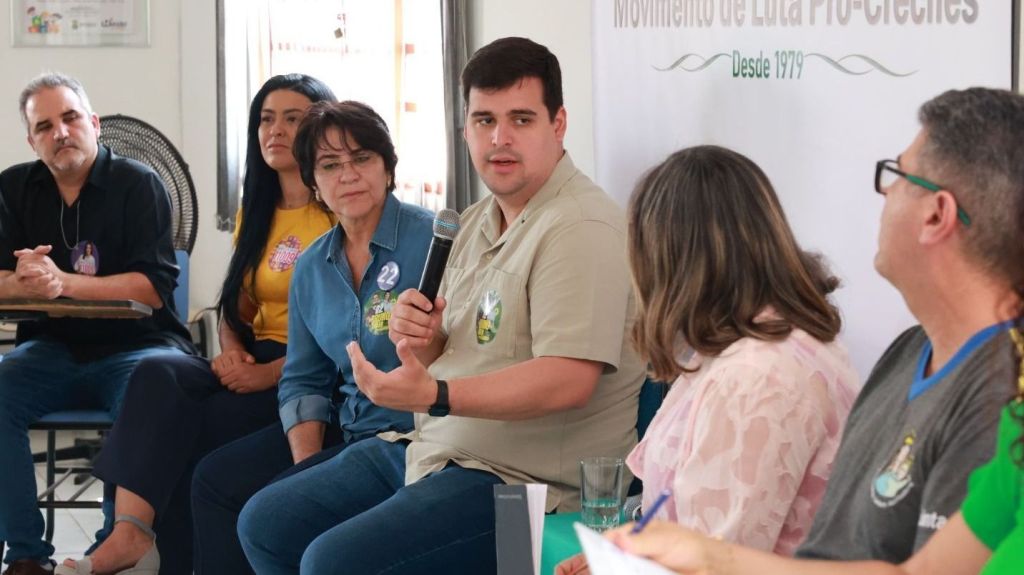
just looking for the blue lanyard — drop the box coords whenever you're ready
[909,319,1018,402]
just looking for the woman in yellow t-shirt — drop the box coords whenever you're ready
[58,75,337,575]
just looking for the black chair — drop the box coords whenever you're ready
[26,115,199,545]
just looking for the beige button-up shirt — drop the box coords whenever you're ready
[393,153,645,512]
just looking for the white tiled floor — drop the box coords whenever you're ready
[28,429,105,564]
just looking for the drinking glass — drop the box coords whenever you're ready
[579,457,624,531]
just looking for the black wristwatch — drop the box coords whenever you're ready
[428,379,450,417]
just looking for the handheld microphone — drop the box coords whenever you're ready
[417,209,461,303]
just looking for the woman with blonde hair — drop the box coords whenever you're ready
[559,145,859,573]
[603,320,1024,575]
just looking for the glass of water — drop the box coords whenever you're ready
[579,456,624,532]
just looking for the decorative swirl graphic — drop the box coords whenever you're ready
[804,53,916,77]
[653,53,732,72]
[653,52,916,78]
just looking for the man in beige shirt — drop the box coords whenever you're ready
[237,37,645,574]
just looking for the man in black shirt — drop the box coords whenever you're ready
[0,73,194,575]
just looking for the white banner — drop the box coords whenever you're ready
[592,0,1014,376]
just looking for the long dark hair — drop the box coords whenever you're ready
[628,146,842,381]
[217,74,336,347]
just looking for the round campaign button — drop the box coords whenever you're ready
[476,289,502,345]
[377,261,400,291]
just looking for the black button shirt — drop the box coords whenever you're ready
[0,145,195,361]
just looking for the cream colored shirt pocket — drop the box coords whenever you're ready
[463,266,523,360]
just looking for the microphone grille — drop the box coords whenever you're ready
[433,209,460,241]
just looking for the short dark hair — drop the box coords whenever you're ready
[293,101,398,193]
[461,37,563,120]
[628,145,842,381]
[918,88,1024,297]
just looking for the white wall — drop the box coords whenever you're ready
[469,1,595,179]
[0,1,225,315]
[178,2,229,315]
[0,2,183,166]
[0,1,1020,315]
[473,1,1023,376]
[470,1,1024,183]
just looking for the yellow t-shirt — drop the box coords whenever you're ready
[234,203,334,343]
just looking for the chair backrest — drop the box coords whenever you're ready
[625,378,667,497]
[98,115,198,255]
[637,378,667,440]
[174,249,189,324]
[98,115,197,324]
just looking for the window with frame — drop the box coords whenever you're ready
[216,0,450,231]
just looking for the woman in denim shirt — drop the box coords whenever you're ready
[188,101,434,575]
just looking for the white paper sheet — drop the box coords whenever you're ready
[527,484,547,575]
[574,522,677,575]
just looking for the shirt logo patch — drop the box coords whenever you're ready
[364,290,394,335]
[71,241,99,276]
[268,235,303,272]
[476,289,502,345]
[871,431,916,508]
[917,509,948,531]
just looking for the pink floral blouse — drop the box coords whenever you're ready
[627,326,860,555]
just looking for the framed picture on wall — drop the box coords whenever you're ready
[11,0,149,47]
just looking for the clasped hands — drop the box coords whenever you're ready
[347,288,447,413]
[211,349,278,394]
[12,245,64,299]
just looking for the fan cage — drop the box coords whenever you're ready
[97,115,198,255]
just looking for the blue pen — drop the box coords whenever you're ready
[630,488,672,534]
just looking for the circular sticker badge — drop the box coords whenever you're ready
[268,235,303,272]
[71,241,99,276]
[476,289,502,345]
[377,261,401,291]
[363,290,395,335]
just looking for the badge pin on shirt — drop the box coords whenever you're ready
[71,240,99,276]
[377,261,400,291]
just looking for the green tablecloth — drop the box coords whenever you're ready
[541,512,583,575]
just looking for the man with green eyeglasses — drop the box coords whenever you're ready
[791,87,1024,563]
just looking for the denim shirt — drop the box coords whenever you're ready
[278,193,434,441]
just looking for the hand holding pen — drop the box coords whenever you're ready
[556,489,674,575]
[605,491,733,575]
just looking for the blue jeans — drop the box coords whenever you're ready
[238,438,504,575]
[0,338,185,565]
[191,421,349,575]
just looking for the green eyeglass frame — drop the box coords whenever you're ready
[875,159,971,227]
